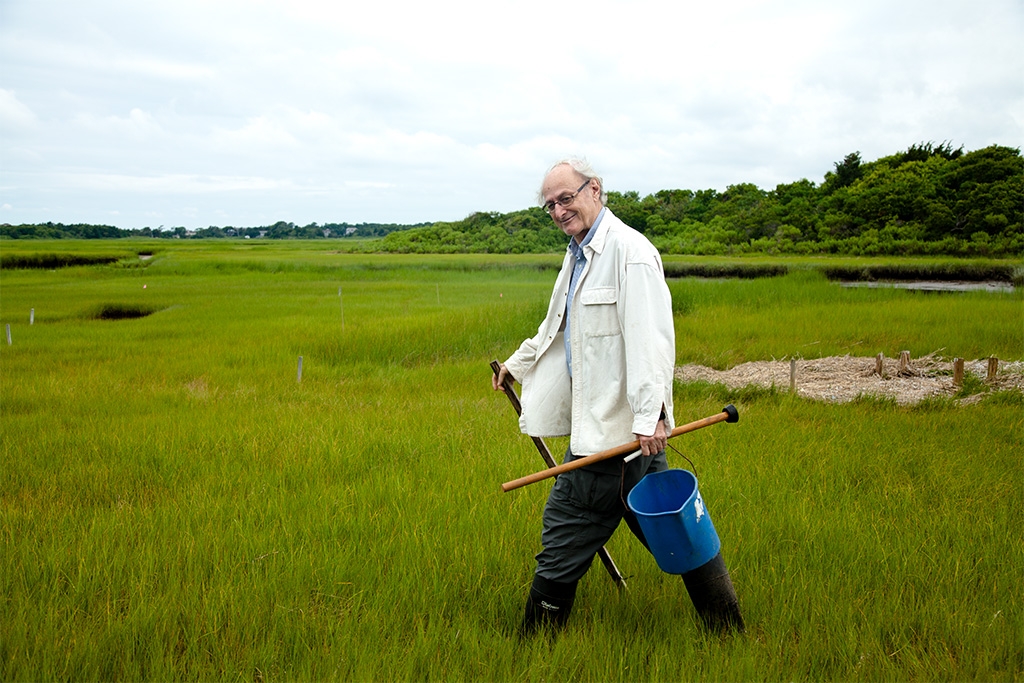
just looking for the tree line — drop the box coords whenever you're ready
[3,143,1020,257]
[378,143,1021,257]
[0,221,426,241]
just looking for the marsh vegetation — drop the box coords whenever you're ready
[1,241,1021,680]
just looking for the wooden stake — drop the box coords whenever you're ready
[953,358,964,387]
[490,360,627,590]
[338,287,345,332]
[5,324,10,345]
[875,352,884,377]
[899,350,910,375]
[987,357,999,382]
[297,356,303,383]
[30,308,35,325]
[790,358,796,393]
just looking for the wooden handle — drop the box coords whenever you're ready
[501,405,738,493]
[490,360,523,415]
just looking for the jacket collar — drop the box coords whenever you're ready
[584,206,612,256]
[567,206,611,257]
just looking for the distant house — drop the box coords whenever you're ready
[345,227,358,236]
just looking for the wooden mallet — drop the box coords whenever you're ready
[502,405,739,492]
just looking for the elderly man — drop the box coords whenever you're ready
[492,157,676,634]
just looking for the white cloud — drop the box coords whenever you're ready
[71,108,163,140]
[47,172,291,194]
[0,89,37,131]
[211,115,301,151]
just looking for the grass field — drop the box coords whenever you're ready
[1,241,1022,681]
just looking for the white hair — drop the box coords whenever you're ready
[538,156,607,205]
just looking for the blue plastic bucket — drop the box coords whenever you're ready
[627,469,721,575]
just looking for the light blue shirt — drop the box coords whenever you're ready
[564,207,605,377]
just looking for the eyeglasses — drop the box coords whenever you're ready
[543,179,591,214]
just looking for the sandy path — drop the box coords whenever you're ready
[675,354,1024,404]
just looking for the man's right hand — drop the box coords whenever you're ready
[492,363,514,391]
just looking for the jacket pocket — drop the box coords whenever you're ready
[518,332,572,437]
[579,286,620,337]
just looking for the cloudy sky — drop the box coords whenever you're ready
[2,0,1022,229]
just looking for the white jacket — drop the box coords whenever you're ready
[504,209,675,456]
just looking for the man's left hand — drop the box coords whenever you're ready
[636,419,668,456]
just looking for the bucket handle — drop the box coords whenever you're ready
[667,440,698,479]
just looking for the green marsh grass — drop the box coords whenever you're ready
[1,242,1021,680]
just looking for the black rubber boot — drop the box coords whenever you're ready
[519,575,578,636]
[680,551,745,632]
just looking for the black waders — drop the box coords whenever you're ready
[520,575,578,636]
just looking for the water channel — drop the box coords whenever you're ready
[839,280,1015,293]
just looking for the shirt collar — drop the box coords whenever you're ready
[569,207,605,258]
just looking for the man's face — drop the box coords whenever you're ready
[541,164,603,242]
